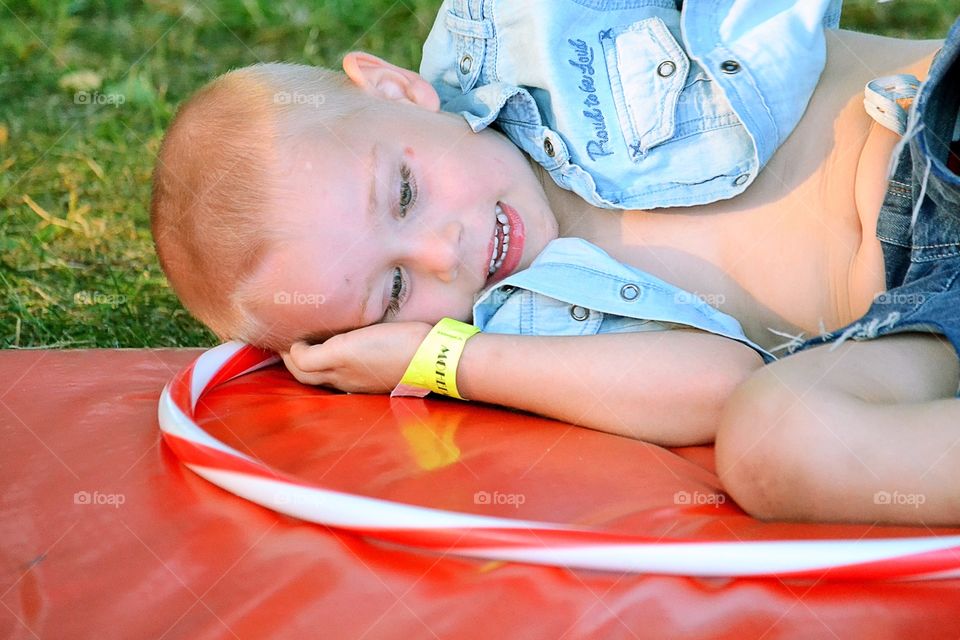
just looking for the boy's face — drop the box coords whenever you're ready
[254,87,560,341]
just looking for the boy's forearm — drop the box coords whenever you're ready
[456,330,763,446]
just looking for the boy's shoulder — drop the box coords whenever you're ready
[421,0,843,210]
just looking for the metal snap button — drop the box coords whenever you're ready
[720,60,741,74]
[733,173,750,186]
[543,137,556,157]
[619,284,640,301]
[569,305,589,321]
[459,54,473,75]
[500,285,515,294]
[656,60,676,78]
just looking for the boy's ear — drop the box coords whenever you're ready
[342,51,440,112]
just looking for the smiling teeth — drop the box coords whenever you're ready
[488,205,512,276]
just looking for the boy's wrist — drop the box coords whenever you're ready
[391,318,480,399]
[449,330,488,402]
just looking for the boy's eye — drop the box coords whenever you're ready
[398,163,417,218]
[400,182,412,210]
[385,267,405,319]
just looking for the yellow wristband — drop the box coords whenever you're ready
[390,318,480,400]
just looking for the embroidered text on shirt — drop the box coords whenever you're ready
[567,38,613,161]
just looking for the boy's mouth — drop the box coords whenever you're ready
[485,201,524,285]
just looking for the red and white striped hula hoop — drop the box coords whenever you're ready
[158,341,960,581]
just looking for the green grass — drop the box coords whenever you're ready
[1,0,958,348]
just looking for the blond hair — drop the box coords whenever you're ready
[150,62,373,351]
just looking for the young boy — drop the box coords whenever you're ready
[150,14,960,526]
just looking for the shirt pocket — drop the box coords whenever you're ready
[599,17,689,157]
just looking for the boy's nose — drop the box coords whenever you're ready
[413,220,463,282]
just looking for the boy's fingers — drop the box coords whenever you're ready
[280,350,299,374]
[280,351,305,378]
[281,349,325,386]
[288,340,323,372]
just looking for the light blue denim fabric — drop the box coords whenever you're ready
[420,0,843,209]
[472,238,777,363]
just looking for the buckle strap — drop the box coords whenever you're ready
[864,74,920,135]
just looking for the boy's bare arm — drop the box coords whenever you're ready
[284,326,763,447]
[456,330,762,446]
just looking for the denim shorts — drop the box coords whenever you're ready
[787,15,960,396]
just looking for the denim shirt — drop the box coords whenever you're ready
[420,0,843,209]
[472,238,777,364]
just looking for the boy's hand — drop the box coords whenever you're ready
[280,322,433,394]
